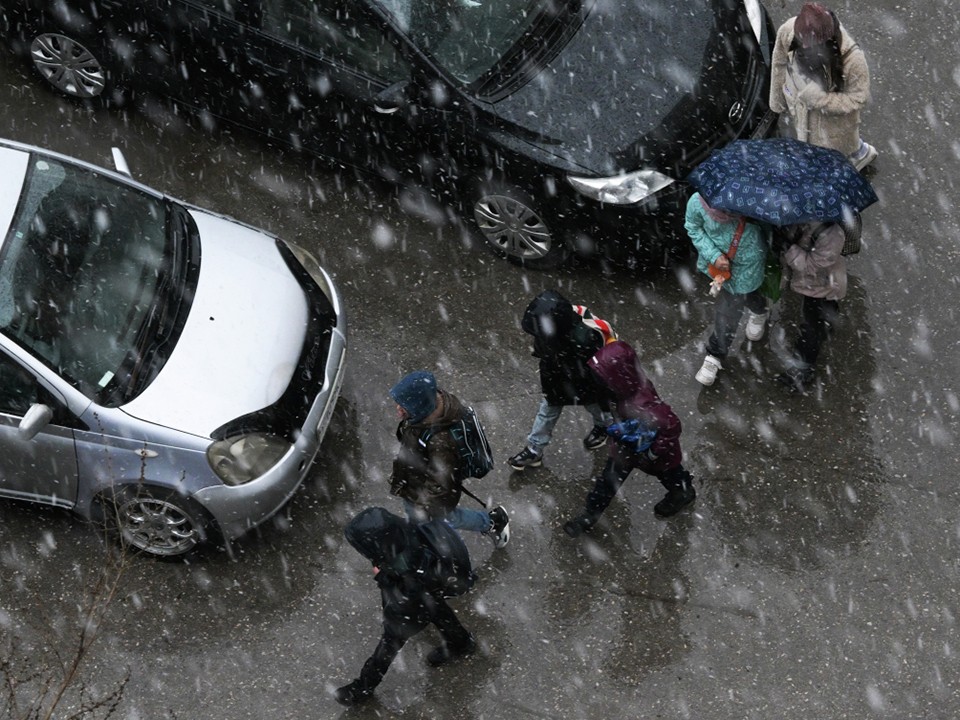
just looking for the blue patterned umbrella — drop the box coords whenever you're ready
[686,137,879,226]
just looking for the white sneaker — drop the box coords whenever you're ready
[695,355,722,386]
[851,142,878,171]
[745,311,769,341]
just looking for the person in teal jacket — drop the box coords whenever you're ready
[685,192,769,386]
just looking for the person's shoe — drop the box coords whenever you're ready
[745,311,769,341]
[486,505,510,549]
[507,447,542,470]
[582,425,608,450]
[851,142,878,171]
[427,635,476,667]
[776,366,815,394]
[563,512,598,538]
[334,680,374,706]
[695,355,722,386]
[654,486,696,517]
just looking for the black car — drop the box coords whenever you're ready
[2,0,776,269]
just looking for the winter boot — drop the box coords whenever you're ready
[563,512,598,538]
[427,634,476,667]
[775,366,815,394]
[654,469,696,517]
[334,680,375,706]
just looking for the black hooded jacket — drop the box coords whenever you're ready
[521,290,608,407]
[345,507,444,632]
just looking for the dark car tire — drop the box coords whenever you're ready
[470,183,570,270]
[101,486,211,559]
[29,31,108,100]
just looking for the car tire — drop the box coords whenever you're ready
[471,184,570,270]
[102,486,210,559]
[29,32,108,100]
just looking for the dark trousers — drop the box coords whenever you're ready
[795,296,839,367]
[706,287,767,360]
[585,458,693,517]
[357,593,471,691]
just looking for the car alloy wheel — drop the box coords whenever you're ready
[112,490,202,558]
[30,33,106,99]
[472,191,567,269]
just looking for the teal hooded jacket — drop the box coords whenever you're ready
[684,193,769,295]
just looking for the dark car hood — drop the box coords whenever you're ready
[481,0,752,176]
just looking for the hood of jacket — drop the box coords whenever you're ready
[344,507,414,566]
[588,341,654,400]
[521,290,577,352]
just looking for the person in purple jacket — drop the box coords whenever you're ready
[564,340,696,537]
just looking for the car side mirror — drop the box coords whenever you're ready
[374,80,413,115]
[19,403,53,441]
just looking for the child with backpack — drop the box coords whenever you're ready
[389,370,510,548]
[507,290,616,470]
[334,507,476,706]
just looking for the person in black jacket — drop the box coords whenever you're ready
[507,290,613,470]
[334,507,476,706]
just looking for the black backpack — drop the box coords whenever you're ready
[422,405,494,483]
[413,520,476,597]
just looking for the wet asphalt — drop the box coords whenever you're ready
[1,0,959,718]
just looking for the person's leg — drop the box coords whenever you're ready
[336,627,411,704]
[526,398,564,453]
[565,457,631,536]
[795,296,838,367]
[706,288,748,360]
[445,506,492,533]
[582,403,613,449]
[654,465,696,517]
[425,594,475,666]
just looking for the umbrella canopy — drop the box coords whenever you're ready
[686,138,879,226]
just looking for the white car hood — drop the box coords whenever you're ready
[122,209,308,438]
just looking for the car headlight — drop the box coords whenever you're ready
[207,433,292,486]
[280,238,341,314]
[567,170,675,205]
[743,0,764,42]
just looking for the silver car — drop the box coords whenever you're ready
[0,138,347,558]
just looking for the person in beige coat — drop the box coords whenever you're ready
[770,2,877,171]
[776,221,847,393]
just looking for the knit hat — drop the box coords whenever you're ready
[794,3,835,47]
[390,371,438,422]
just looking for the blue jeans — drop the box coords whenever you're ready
[404,501,491,533]
[526,397,611,453]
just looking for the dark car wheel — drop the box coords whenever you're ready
[105,487,208,558]
[472,185,570,270]
[30,32,107,99]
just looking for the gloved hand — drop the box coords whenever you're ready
[797,81,827,108]
[605,419,658,453]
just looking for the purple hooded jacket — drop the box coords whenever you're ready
[588,341,683,472]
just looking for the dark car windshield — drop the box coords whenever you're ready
[371,0,547,84]
[0,155,195,406]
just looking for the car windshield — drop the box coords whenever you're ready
[0,155,191,405]
[372,0,547,84]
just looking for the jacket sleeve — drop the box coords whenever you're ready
[784,225,844,273]
[800,45,870,116]
[423,433,461,512]
[684,195,724,265]
[769,20,794,114]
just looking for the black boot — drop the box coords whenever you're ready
[563,512,598,537]
[654,469,695,517]
[334,679,374,706]
[775,366,815,394]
